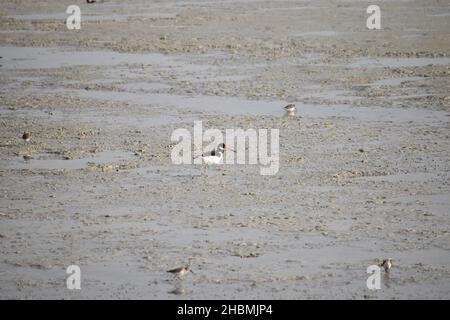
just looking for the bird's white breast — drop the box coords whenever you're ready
[203,154,222,164]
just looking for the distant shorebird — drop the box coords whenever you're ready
[22,132,31,142]
[167,265,194,278]
[380,259,392,273]
[199,143,235,165]
[284,104,296,112]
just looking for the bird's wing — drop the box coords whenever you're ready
[202,150,216,157]
[193,149,216,159]
[167,267,183,273]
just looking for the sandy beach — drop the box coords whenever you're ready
[0,0,449,299]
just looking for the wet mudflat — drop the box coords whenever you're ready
[0,0,449,299]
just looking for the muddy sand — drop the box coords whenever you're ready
[0,0,449,299]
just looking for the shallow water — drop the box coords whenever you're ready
[373,76,427,86]
[9,12,177,22]
[3,45,448,125]
[0,46,175,69]
[1,150,134,170]
[349,57,450,68]
[62,88,450,123]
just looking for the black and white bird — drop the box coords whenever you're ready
[199,143,235,165]
[201,143,225,165]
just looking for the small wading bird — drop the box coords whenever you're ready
[167,265,194,278]
[284,104,296,112]
[22,132,31,142]
[198,143,235,165]
[380,258,392,273]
